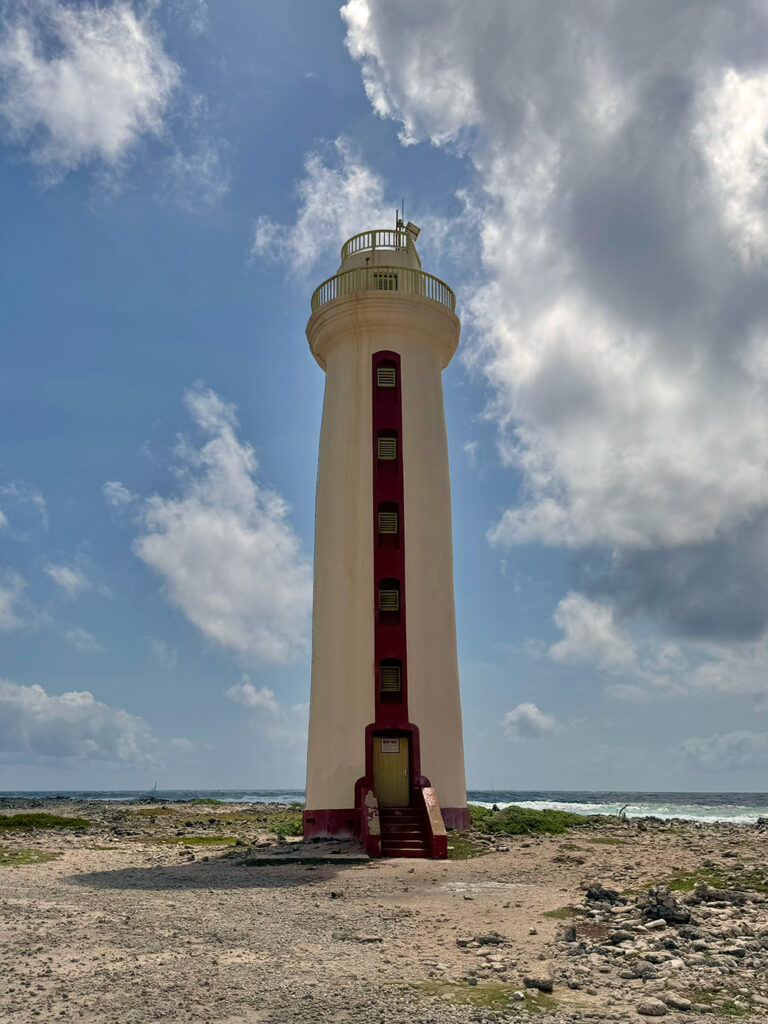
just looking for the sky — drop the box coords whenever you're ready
[2,0,768,793]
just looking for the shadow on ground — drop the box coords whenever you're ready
[64,853,378,891]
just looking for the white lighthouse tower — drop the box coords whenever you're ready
[302,223,469,858]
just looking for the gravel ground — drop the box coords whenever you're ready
[1,799,767,1023]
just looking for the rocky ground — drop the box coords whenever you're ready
[1,799,767,1022]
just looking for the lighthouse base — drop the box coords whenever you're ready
[302,804,470,841]
[302,808,358,840]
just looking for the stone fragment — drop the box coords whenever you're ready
[637,885,691,924]
[523,963,554,993]
[663,993,692,1010]
[586,882,625,905]
[635,996,668,1016]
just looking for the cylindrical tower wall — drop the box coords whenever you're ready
[305,332,374,813]
[305,293,467,821]
[400,341,467,812]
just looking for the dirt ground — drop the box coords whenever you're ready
[1,800,767,1023]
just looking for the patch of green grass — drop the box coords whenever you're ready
[0,847,62,866]
[683,988,753,1018]
[413,981,556,1014]
[543,905,575,919]
[666,868,730,892]
[469,804,604,836]
[586,836,627,846]
[447,834,483,860]
[559,842,583,851]
[127,805,304,838]
[142,835,238,846]
[0,813,90,831]
[271,812,303,839]
[662,864,768,895]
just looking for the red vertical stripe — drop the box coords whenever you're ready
[372,352,409,730]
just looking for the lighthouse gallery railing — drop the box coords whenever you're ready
[311,265,455,314]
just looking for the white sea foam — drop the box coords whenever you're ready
[468,799,762,824]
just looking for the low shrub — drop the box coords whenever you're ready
[0,813,90,831]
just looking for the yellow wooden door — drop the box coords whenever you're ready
[373,735,409,807]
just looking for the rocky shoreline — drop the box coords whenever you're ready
[1,798,767,1022]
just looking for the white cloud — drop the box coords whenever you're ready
[148,637,177,672]
[0,482,47,532]
[226,679,281,716]
[0,568,32,631]
[226,676,308,752]
[64,626,105,653]
[341,6,768,550]
[696,68,768,265]
[0,1,179,179]
[686,637,768,700]
[250,136,394,273]
[168,0,209,37]
[103,480,136,508]
[680,730,768,771]
[158,138,231,211]
[0,679,157,763]
[503,702,558,740]
[341,1,768,708]
[463,441,478,468]
[45,563,90,598]
[549,592,636,672]
[45,560,109,600]
[133,382,312,664]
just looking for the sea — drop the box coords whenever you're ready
[1,789,766,825]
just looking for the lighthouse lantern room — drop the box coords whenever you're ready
[303,222,469,859]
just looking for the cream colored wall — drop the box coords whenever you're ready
[305,293,467,814]
[400,341,468,812]
[305,330,374,810]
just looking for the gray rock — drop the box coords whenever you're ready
[637,885,691,924]
[523,964,554,993]
[635,997,668,1016]
[663,993,692,1011]
[586,883,624,905]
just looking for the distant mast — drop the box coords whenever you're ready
[303,224,469,858]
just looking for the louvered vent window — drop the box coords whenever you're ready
[374,272,397,291]
[378,587,400,612]
[380,664,401,692]
[378,510,398,534]
[377,434,397,461]
[376,365,396,388]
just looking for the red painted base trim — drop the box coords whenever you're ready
[441,806,471,831]
[303,808,359,840]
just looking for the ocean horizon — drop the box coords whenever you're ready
[2,788,766,825]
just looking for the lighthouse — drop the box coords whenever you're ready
[302,223,469,858]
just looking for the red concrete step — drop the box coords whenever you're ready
[379,804,431,858]
[382,846,430,858]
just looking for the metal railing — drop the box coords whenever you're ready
[310,265,455,314]
[341,229,410,262]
